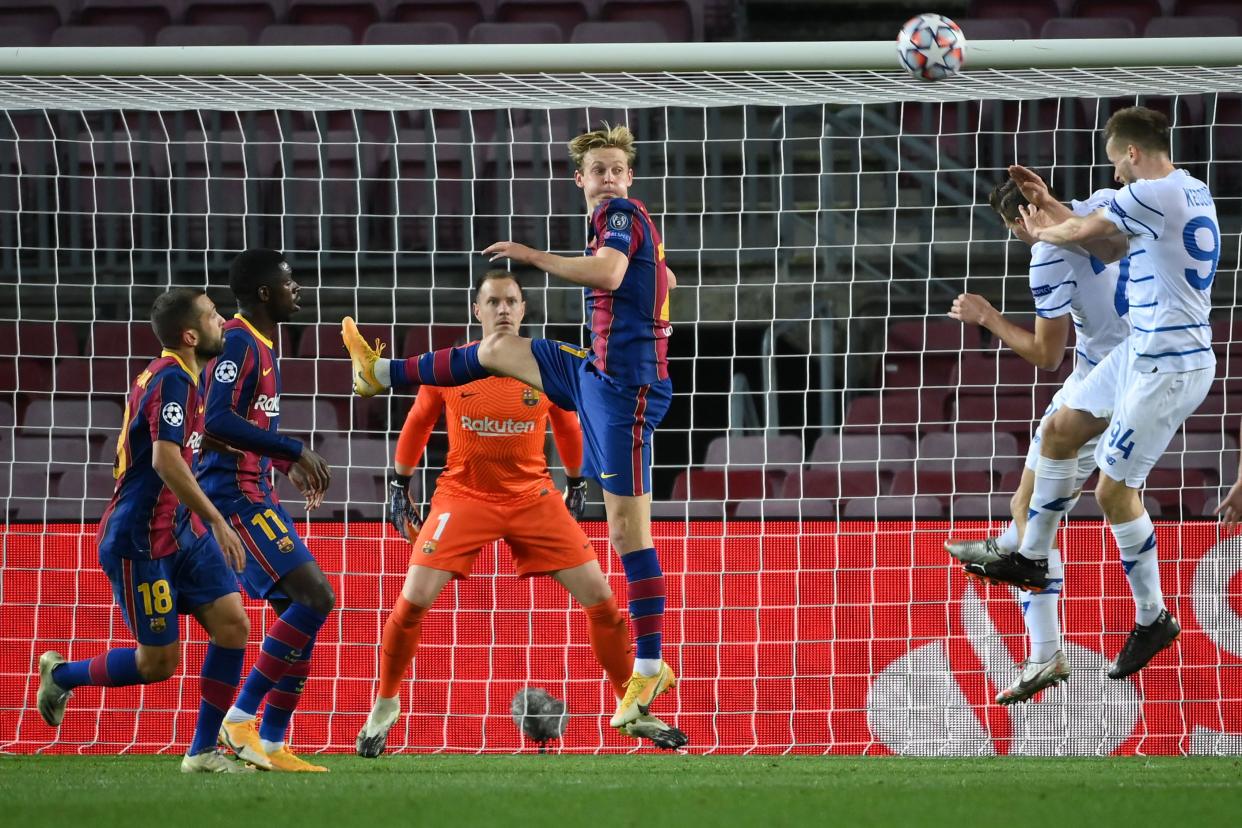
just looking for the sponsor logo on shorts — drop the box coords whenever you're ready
[422,540,437,555]
[277,536,295,553]
[459,415,536,436]
[150,617,167,634]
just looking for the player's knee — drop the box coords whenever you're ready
[304,583,335,617]
[137,646,179,682]
[213,611,250,649]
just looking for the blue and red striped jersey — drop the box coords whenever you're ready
[97,351,207,559]
[584,196,672,385]
[198,315,302,505]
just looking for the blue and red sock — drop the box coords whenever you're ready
[230,603,325,717]
[188,643,245,756]
[52,648,146,690]
[390,343,487,389]
[621,548,665,670]
[258,636,315,746]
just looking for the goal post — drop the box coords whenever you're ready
[1,39,1241,756]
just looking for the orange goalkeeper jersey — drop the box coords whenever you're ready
[395,374,584,504]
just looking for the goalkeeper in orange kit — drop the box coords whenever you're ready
[356,270,686,755]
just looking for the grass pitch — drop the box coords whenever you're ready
[2,754,1240,826]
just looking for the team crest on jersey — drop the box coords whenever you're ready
[609,211,630,231]
[214,360,238,383]
[522,387,540,407]
[277,536,295,553]
[161,402,184,427]
[149,617,167,634]
[422,540,437,555]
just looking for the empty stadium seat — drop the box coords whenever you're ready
[1040,17,1137,39]
[842,389,950,436]
[362,21,461,44]
[808,432,916,474]
[467,22,564,43]
[841,496,943,520]
[917,431,1023,474]
[1071,0,1163,32]
[280,398,341,436]
[950,494,1017,520]
[0,27,49,46]
[497,1,590,40]
[791,468,887,500]
[78,1,173,42]
[155,24,253,45]
[0,321,79,358]
[733,497,834,520]
[702,434,803,474]
[1144,15,1238,37]
[20,398,124,436]
[391,0,491,42]
[967,0,1060,33]
[601,0,697,40]
[1155,432,1238,480]
[0,2,74,45]
[287,0,386,41]
[185,1,284,29]
[890,469,994,505]
[1173,0,1242,32]
[946,17,1033,39]
[670,469,783,504]
[570,21,670,42]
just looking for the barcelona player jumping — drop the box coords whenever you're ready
[343,124,678,730]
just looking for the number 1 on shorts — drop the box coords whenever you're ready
[432,512,451,541]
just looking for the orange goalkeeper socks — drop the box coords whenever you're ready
[378,595,428,699]
[585,595,634,700]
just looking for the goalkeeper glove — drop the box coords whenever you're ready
[564,476,588,519]
[387,474,422,542]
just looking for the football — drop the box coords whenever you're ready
[897,13,967,81]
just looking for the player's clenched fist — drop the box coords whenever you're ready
[564,476,588,519]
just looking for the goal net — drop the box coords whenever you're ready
[2,41,1241,756]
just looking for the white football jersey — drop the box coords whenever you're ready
[1029,189,1129,379]
[1103,168,1218,373]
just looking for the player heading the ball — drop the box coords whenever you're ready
[342,123,679,729]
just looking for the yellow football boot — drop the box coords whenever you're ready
[610,661,677,728]
[266,745,328,772]
[341,316,387,397]
[218,719,274,771]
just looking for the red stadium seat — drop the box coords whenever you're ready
[186,1,284,30]
[362,21,461,44]
[670,469,783,503]
[1071,0,1163,32]
[917,431,1023,474]
[951,494,1017,520]
[793,468,888,499]
[967,0,1060,34]
[497,0,590,40]
[808,432,915,475]
[1143,468,1210,519]
[601,0,698,41]
[890,469,994,505]
[842,388,950,436]
[50,24,149,46]
[287,0,385,41]
[258,24,354,45]
[391,0,491,42]
[402,325,469,356]
[1173,0,1242,32]
[467,21,564,43]
[1144,15,1238,37]
[570,21,670,42]
[77,1,173,42]
[0,2,74,44]
[1040,18,1137,40]
[0,27,48,45]
[88,321,161,359]
[841,495,943,520]
[155,24,253,45]
[947,17,1033,39]
[702,434,803,474]
[0,322,78,359]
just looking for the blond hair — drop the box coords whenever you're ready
[568,123,636,170]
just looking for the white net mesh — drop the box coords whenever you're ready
[2,60,1242,755]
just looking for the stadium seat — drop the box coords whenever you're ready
[362,22,462,44]
[808,432,916,475]
[185,0,285,30]
[1040,18,1137,40]
[841,495,943,520]
[842,388,950,436]
[87,322,160,358]
[1143,15,1238,37]
[0,27,49,46]
[0,322,78,359]
[312,434,392,471]
[649,499,728,520]
[20,398,124,436]
[287,0,387,41]
[792,467,887,500]
[916,431,1023,474]
[601,0,698,41]
[733,497,834,520]
[391,0,491,42]
[280,398,341,437]
[402,325,469,356]
[886,319,983,355]
[1183,393,1230,433]
[1144,468,1210,519]
[702,434,803,474]
[373,129,472,251]
[570,21,670,42]
[1071,0,1163,32]
[155,24,253,45]
[670,469,783,504]
[274,130,389,251]
[890,469,994,505]
[1155,432,1238,481]
[945,17,1033,39]
[258,23,355,45]
[497,0,590,41]
[467,22,564,43]
[950,494,1022,520]
[12,434,97,466]
[0,2,74,45]
[77,1,174,43]
[55,463,117,518]
[967,0,1060,34]
[1173,0,1242,32]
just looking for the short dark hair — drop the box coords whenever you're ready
[150,287,204,349]
[1105,106,1171,156]
[989,176,1058,224]
[229,248,289,304]
[474,269,523,300]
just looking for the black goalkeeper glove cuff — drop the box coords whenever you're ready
[564,476,588,519]
[387,475,421,541]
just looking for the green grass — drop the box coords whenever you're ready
[2,755,1240,826]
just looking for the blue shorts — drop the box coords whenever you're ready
[531,339,673,497]
[220,495,315,601]
[98,530,239,647]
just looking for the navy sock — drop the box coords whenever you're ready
[397,343,487,388]
[621,548,665,662]
[259,636,315,745]
[189,644,245,756]
[233,603,325,716]
[52,648,146,690]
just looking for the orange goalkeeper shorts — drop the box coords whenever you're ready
[407,490,596,579]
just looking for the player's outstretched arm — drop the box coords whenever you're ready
[1019,204,1128,263]
[948,293,1071,371]
[151,440,246,571]
[483,241,628,291]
